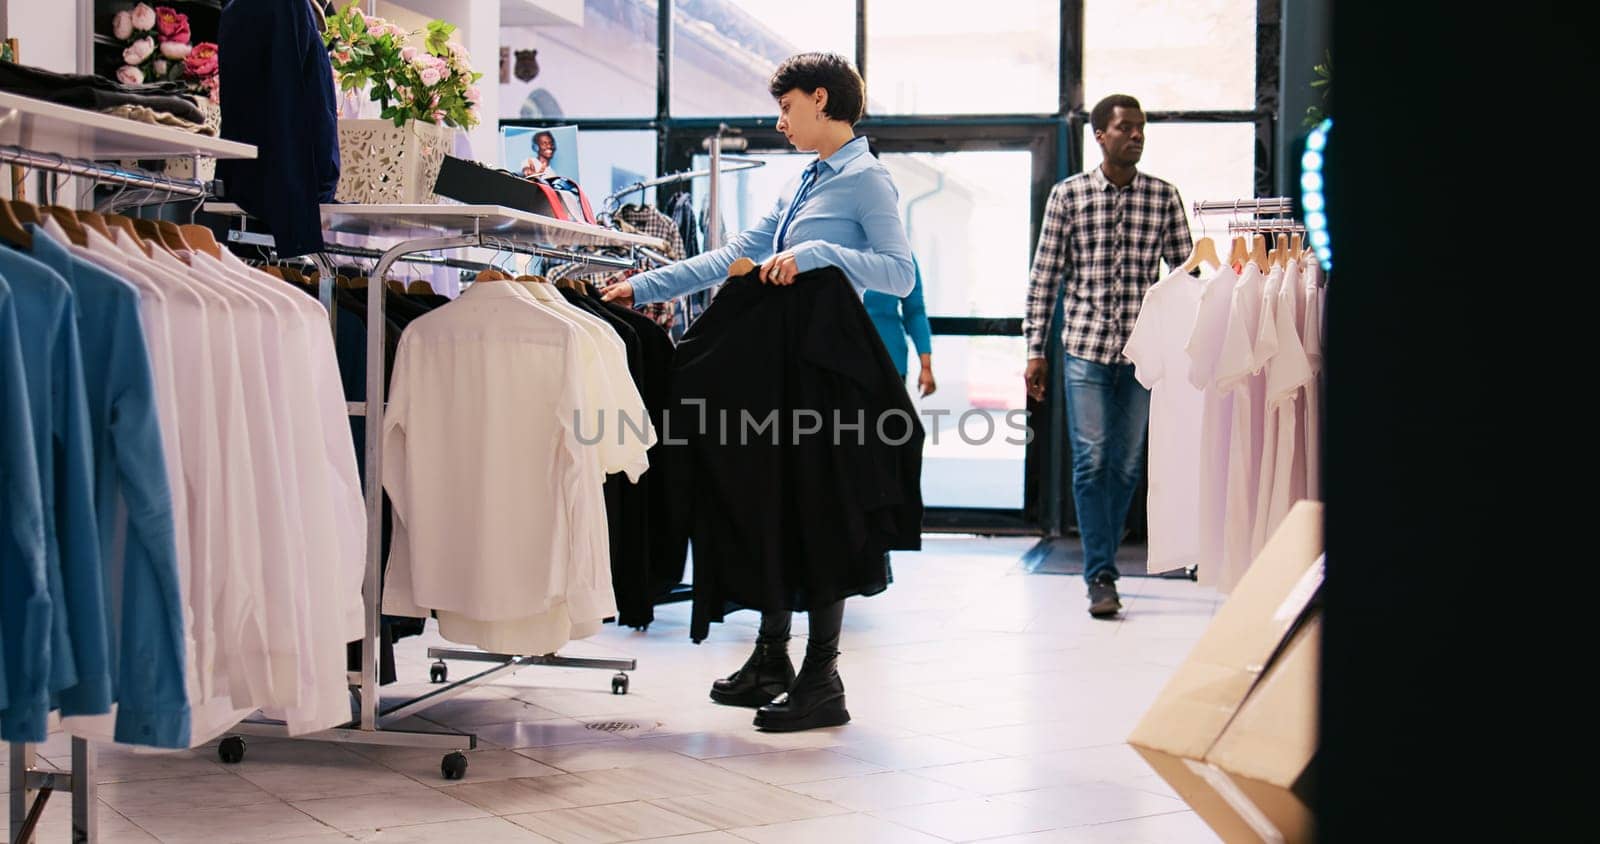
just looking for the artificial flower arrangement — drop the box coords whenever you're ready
[322,1,482,129]
[111,3,219,104]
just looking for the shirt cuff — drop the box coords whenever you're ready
[629,273,666,305]
[791,240,829,273]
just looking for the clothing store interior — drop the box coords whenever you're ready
[0,0,1555,841]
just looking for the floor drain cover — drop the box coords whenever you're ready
[585,721,643,733]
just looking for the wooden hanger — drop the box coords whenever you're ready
[1228,236,1249,269]
[132,219,174,253]
[1180,236,1220,274]
[1249,234,1269,269]
[406,280,436,296]
[179,224,222,259]
[0,198,31,248]
[6,199,40,225]
[75,209,115,241]
[155,220,193,253]
[1273,234,1290,269]
[261,266,287,280]
[44,206,88,247]
[514,274,548,283]
[386,279,405,293]
[728,257,756,277]
[476,268,511,282]
[1290,232,1303,258]
[104,214,146,250]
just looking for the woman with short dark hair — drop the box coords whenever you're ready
[603,52,916,733]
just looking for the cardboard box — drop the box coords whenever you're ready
[1127,501,1323,843]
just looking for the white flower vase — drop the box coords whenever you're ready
[335,118,456,205]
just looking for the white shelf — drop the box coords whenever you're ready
[206,202,667,251]
[0,91,256,161]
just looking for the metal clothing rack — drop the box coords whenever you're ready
[2,91,257,844]
[209,204,666,780]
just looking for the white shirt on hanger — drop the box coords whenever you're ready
[1255,259,1314,553]
[1302,262,1325,500]
[1183,264,1240,589]
[1122,267,1207,574]
[382,280,619,640]
[1213,263,1270,593]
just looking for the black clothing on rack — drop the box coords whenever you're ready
[217,0,339,258]
[667,267,924,642]
[0,61,206,124]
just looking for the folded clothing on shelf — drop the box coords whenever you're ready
[0,60,206,125]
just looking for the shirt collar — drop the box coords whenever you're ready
[816,135,869,175]
[1089,164,1142,192]
[462,279,533,300]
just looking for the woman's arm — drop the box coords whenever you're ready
[787,167,916,297]
[628,204,783,305]
[900,261,933,357]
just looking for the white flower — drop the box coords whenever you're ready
[130,3,156,31]
[112,10,134,40]
[151,59,168,76]
[400,45,418,63]
[116,64,145,85]
[419,67,441,87]
[122,36,156,66]
[159,40,191,60]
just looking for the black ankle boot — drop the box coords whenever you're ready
[753,651,850,732]
[710,641,796,708]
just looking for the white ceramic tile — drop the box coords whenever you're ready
[784,771,975,811]
[351,816,560,842]
[641,834,748,844]
[475,718,631,749]
[871,796,1070,842]
[999,782,1189,828]
[520,741,695,773]
[125,801,341,844]
[16,797,159,843]
[908,756,1095,796]
[378,749,564,785]
[228,743,421,802]
[574,758,766,800]
[725,812,948,844]
[99,772,278,815]
[416,695,566,728]
[978,810,1217,843]
[829,735,1001,770]
[648,783,850,827]
[507,800,713,843]
[706,750,888,786]
[292,782,489,831]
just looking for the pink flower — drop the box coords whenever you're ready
[130,3,156,32]
[159,39,191,60]
[116,64,145,85]
[152,59,169,76]
[429,93,440,109]
[112,11,134,40]
[183,42,218,78]
[384,23,406,39]
[122,36,156,66]
[419,66,441,87]
[155,7,189,41]
[202,75,219,105]
[394,85,412,102]
[432,110,445,124]
[399,46,418,63]
[332,47,352,65]
[465,86,481,105]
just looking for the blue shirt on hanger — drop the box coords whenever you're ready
[28,228,190,748]
[0,272,49,738]
[0,246,110,742]
[630,136,916,304]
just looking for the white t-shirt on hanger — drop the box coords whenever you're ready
[1123,267,1207,574]
[1256,260,1314,553]
[1213,263,1269,593]
[1183,265,1241,589]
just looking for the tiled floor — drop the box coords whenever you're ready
[10,536,1224,843]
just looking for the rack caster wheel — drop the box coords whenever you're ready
[430,660,448,683]
[218,736,246,764]
[441,751,468,780]
[611,673,630,695]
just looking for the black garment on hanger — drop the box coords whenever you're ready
[667,267,924,643]
[218,0,339,258]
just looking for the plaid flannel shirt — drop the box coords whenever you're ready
[1024,167,1193,365]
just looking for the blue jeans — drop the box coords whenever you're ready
[1062,354,1151,584]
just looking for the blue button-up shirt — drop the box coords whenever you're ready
[630,136,916,304]
[0,273,49,734]
[29,228,190,747]
[0,247,109,741]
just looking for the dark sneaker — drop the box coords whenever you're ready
[1087,575,1122,618]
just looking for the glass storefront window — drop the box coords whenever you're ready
[1083,0,1256,112]
[866,0,1058,115]
[498,0,658,119]
[576,130,660,207]
[918,335,1029,509]
[671,0,856,117]
[1082,122,1258,237]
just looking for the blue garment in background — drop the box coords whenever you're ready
[863,258,934,379]
[28,229,190,747]
[0,274,49,735]
[630,136,916,304]
[218,0,339,258]
[0,247,109,741]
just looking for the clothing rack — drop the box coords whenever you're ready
[599,150,764,226]
[2,91,257,844]
[207,204,666,780]
[1194,197,1296,217]
[1228,219,1307,233]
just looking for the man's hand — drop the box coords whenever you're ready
[760,250,802,286]
[599,280,635,308]
[1024,357,1049,402]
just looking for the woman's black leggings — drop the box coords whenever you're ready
[757,600,845,661]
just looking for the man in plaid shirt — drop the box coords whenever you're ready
[1023,94,1192,618]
